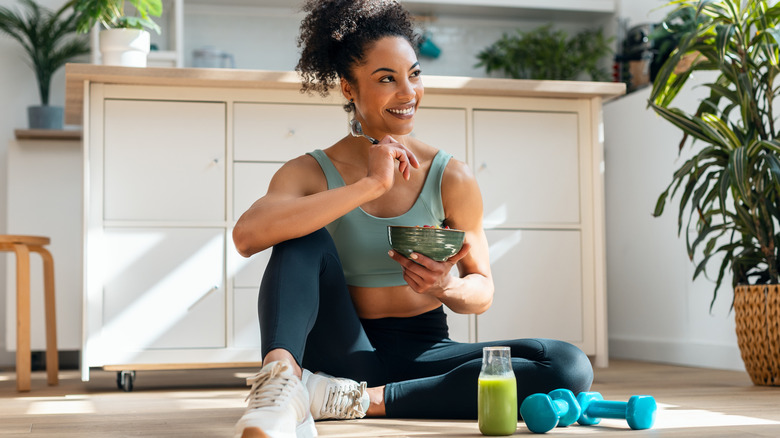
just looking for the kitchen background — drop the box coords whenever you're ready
[2,0,738,372]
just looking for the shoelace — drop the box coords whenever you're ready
[244,362,298,410]
[322,380,367,419]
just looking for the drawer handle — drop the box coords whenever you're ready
[188,285,219,311]
[287,129,296,137]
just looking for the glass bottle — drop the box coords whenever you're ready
[478,346,517,435]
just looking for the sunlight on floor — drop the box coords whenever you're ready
[23,395,96,415]
[319,402,780,436]
[653,402,780,430]
[500,403,780,434]
[163,390,246,411]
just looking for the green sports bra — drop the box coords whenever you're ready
[307,149,452,287]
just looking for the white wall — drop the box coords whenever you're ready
[603,0,744,371]
[0,0,73,367]
[618,0,669,27]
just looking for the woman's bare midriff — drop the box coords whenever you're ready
[349,284,443,319]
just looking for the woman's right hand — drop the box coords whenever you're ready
[366,135,420,192]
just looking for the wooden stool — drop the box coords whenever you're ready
[0,235,58,392]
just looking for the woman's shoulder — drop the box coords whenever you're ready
[269,152,328,195]
[441,153,474,184]
[281,152,322,172]
[408,138,471,182]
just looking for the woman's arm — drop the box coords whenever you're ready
[389,158,494,314]
[233,138,419,257]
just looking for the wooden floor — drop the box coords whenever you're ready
[1,360,780,437]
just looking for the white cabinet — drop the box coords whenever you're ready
[467,100,598,357]
[99,228,226,354]
[83,87,241,375]
[474,110,580,226]
[412,107,468,163]
[72,67,621,379]
[480,229,584,342]
[81,83,359,379]
[103,100,226,222]
[229,102,349,353]
[233,287,263,349]
[234,103,346,161]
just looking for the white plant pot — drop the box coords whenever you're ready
[99,28,150,67]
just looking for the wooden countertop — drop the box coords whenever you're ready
[65,63,626,125]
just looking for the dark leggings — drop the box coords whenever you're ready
[258,228,593,419]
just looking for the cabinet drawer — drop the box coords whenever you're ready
[101,227,226,351]
[474,110,580,226]
[234,103,347,162]
[230,240,273,290]
[233,287,262,349]
[103,99,226,222]
[444,307,471,343]
[233,162,283,221]
[412,107,468,163]
[477,229,583,344]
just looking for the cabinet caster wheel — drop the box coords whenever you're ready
[116,370,136,392]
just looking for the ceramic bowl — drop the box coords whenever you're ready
[387,226,465,261]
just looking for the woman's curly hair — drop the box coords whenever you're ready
[296,0,420,112]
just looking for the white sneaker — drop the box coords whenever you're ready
[234,361,317,438]
[302,369,370,420]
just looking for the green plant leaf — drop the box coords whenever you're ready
[716,23,736,61]
[65,0,162,33]
[729,146,751,203]
[762,27,780,66]
[654,185,672,217]
[764,148,780,178]
[475,23,613,81]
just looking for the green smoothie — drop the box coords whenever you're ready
[478,375,518,435]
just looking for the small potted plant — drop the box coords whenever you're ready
[63,0,163,67]
[475,24,613,81]
[0,0,91,129]
[650,0,780,385]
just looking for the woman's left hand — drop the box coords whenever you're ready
[388,243,472,297]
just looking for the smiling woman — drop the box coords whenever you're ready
[229,1,593,437]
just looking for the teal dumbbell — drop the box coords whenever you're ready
[520,389,582,433]
[576,392,657,430]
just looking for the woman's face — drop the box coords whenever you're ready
[342,36,424,138]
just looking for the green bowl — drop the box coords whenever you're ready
[387,226,465,262]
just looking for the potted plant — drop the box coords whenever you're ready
[650,0,780,385]
[0,0,90,129]
[63,0,163,67]
[475,24,613,81]
[647,5,707,84]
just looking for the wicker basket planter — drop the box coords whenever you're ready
[734,284,780,386]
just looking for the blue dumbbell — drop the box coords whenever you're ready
[576,392,657,430]
[520,388,582,433]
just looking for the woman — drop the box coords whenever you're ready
[232,1,593,437]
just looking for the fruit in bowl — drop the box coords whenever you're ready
[387,225,465,262]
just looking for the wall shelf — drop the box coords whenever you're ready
[402,0,616,17]
[183,0,616,18]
